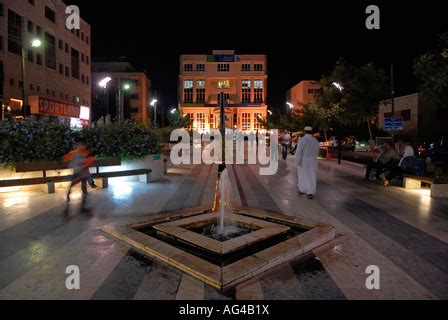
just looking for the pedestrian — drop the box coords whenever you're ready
[281,129,291,160]
[364,142,400,181]
[63,138,96,213]
[383,145,416,186]
[295,126,320,199]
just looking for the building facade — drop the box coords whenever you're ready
[178,50,267,132]
[92,58,151,123]
[286,80,322,112]
[378,93,447,142]
[0,0,91,125]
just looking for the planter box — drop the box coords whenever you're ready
[431,183,448,199]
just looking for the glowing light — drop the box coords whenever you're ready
[80,106,90,120]
[170,108,177,114]
[98,77,112,88]
[10,98,23,107]
[150,99,158,107]
[123,84,131,90]
[31,39,42,48]
[332,82,344,92]
[286,102,294,109]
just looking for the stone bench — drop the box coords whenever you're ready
[0,159,152,193]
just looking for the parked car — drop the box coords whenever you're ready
[355,140,370,152]
[418,136,448,163]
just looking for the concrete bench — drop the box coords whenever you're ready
[0,159,152,193]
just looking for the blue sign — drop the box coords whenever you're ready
[384,117,403,130]
[207,55,240,62]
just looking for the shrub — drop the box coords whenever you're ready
[0,120,159,166]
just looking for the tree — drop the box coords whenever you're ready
[319,60,389,141]
[414,32,448,110]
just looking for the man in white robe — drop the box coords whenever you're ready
[295,126,320,199]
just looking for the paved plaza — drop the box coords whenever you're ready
[0,158,447,300]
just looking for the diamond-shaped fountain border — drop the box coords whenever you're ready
[154,212,290,255]
[101,204,335,292]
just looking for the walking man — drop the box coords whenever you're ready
[295,126,320,199]
[63,139,96,213]
[281,129,291,160]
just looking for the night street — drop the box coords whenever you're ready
[0,0,447,314]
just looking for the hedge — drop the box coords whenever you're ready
[0,120,160,165]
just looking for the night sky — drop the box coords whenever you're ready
[68,0,447,112]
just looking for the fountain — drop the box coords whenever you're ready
[101,93,336,292]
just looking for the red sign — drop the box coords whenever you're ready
[38,97,80,118]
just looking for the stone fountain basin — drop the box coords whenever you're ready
[154,212,290,255]
[101,205,335,292]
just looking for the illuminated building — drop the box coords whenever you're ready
[179,50,267,132]
[0,0,91,124]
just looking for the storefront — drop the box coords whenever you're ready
[28,96,90,127]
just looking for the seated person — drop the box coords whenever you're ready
[364,142,400,181]
[383,146,416,186]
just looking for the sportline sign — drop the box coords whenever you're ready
[29,96,80,118]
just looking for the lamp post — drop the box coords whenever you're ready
[331,81,344,164]
[98,76,112,122]
[119,82,131,122]
[150,98,158,126]
[21,38,42,116]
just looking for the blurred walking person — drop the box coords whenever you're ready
[295,127,320,199]
[281,129,291,160]
[63,138,95,213]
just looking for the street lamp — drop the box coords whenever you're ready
[21,38,42,116]
[332,82,344,92]
[267,110,273,116]
[150,99,158,125]
[98,77,112,89]
[118,82,131,122]
[98,77,112,122]
[170,108,177,114]
[286,102,294,111]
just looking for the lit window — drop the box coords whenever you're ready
[196,80,205,89]
[218,80,230,89]
[184,80,193,89]
[254,80,263,88]
[196,113,206,131]
[183,80,194,102]
[196,80,205,103]
[242,113,251,130]
[242,80,251,103]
